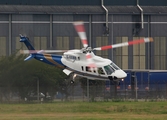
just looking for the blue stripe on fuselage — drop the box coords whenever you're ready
[33,53,65,68]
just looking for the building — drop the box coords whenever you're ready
[0,0,167,70]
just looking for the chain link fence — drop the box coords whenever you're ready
[0,81,167,103]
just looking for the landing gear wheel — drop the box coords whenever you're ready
[71,80,75,84]
[67,72,75,84]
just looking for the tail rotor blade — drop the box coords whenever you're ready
[73,21,88,48]
[93,37,153,51]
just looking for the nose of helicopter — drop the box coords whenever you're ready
[114,70,127,79]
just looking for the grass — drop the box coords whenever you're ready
[0,101,167,120]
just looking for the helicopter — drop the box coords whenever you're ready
[20,21,153,83]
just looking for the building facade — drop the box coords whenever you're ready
[0,0,167,70]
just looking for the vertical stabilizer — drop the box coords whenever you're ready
[20,34,35,50]
[20,34,35,61]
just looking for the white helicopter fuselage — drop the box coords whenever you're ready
[61,49,127,81]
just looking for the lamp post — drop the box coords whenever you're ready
[87,79,89,101]
[37,78,39,102]
[132,75,138,100]
[135,76,138,100]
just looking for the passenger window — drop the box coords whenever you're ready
[81,66,84,71]
[64,55,76,62]
[98,68,105,75]
[86,66,91,72]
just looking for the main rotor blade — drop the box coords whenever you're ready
[86,52,96,68]
[73,21,88,48]
[20,50,68,54]
[93,37,153,51]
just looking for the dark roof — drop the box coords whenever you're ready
[0,0,167,6]
[0,5,167,14]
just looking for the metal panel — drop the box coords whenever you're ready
[0,5,167,14]
[92,15,106,22]
[12,14,33,21]
[0,23,8,36]
[74,37,82,49]
[151,16,167,36]
[33,23,50,36]
[113,15,132,22]
[140,0,167,6]
[123,70,131,88]
[151,24,167,36]
[73,15,89,21]
[34,37,40,50]
[53,23,74,36]
[151,15,167,22]
[12,23,33,37]
[33,14,49,21]
[0,37,7,56]
[55,37,69,50]
[0,15,8,21]
[53,15,73,21]
[41,37,47,50]
[149,72,167,84]
[153,37,167,70]
[15,37,27,50]
[95,36,108,58]
[92,23,105,36]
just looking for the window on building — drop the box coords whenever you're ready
[0,37,6,56]
[74,37,82,49]
[133,37,146,69]
[34,37,47,50]
[56,37,69,50]
[154,37,166,69]
[96,36,109,58]
[115,37,128,69]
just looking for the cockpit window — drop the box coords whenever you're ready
[104,65,115,75]
[110,62,120,70]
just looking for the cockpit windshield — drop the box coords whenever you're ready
[104,65,115,75]
[110,62,120,70]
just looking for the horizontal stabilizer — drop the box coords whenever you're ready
[24,54,35,61]
[63,69,72,75]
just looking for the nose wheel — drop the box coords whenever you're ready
[108,76,118,81]
[108,76,120,86]
[70,80,75,84]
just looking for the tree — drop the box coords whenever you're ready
[0,53,67,101]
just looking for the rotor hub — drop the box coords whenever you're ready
[81,47,92,54]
